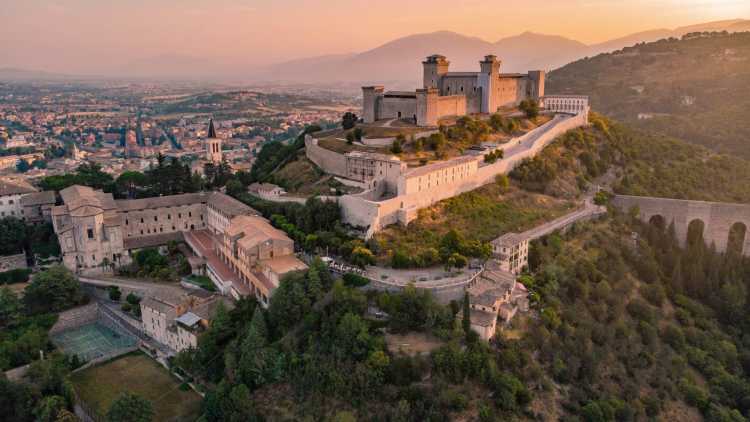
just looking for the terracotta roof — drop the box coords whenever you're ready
[0,178,37,196]
[463,309,496,327]
[123,231,183,250]
[116,192,208,212]
[208,192,258,218]
[491,232,527,247]
[226,215,291,251]
[59,185,117,214]
[21,190,56,206]
[259,255,307,276]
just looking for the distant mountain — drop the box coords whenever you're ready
[546,32,750,159]
[258,19,750,84]
[0,67,80,81]
[258,31,583,83]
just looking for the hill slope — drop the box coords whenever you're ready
[547,32,750,158]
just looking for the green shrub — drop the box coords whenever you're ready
[0,268,32,285]
[108,286,122,301]
[343,273,369,287]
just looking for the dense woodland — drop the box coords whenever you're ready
[511,113,750,203]
[547,32,750,159]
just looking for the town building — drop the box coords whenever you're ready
[0,177,39,218]
[491,232,529,275]
[52,183,307,305]
[20,190,57,222]
[140,289,233,353]
[363,55,545,126]
[248,183,285,200]
[460,268,529,341]
[205,119,223,164]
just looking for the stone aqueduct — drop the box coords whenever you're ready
[612,195,750,255]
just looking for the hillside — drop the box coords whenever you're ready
[546,32,750,159]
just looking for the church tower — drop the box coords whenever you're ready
[205,119,222,164]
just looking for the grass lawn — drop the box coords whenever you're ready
[71,353,202,422]
[375,184,576,263]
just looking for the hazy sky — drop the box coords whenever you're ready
[1,0,748,75]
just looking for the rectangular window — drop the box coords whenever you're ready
[87,228,94,239]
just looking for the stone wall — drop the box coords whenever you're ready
[0,253,27,271]
[612,195,750,255]
[379,96,417,121]
[340,112,589,235]
[436,95,467,119]
[304,136,348,178]
[49,303,99,335]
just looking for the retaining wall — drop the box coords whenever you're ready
[49,303,99,335]
[304,137,348,177]
[343,112,589,234]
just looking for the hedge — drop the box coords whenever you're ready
[0,268,32,285]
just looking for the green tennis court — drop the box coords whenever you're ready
[51,323,137,362]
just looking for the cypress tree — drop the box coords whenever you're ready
[462,292,471,335]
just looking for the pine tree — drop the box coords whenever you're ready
[306,266,323,302]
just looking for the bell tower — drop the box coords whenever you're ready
[206,119,222,164]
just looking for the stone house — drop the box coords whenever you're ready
[140,290,233,353]
[491,232,529,275]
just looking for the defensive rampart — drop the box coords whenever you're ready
[304,137,348,177]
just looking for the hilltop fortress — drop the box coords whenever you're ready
[305,55,589,237]
[363,55,545,126]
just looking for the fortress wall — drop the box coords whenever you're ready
[305,136,348,178]
[497,78,522,107]
[341,112,589,233]
[436,95,467,119]
[612,195,750,255]
[380,97,417,120]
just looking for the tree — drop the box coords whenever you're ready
[106,393,154,422]
[350,246,375,268]
[108,286,122,301]
[16,160,30,173]
[495,174,510,192]
[519,99,540,119]
[342,112,358,130]
[0,286,21,328]
[391,138,403,154]
[462,292,471,335]
[33,395,67,422]
[23,266,83,315]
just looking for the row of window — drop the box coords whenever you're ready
[125,211,199,225]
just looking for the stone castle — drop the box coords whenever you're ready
[362,55,545,126]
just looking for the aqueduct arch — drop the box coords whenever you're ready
[612,195,750,256]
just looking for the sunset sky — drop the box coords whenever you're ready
[2,0,748,75]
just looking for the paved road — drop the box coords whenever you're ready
[523,200,606,241]
[78,275,187,299]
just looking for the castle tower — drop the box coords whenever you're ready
[422,55,450,89]
[527,70,546,100]
[416,88,439,127]
[479,55,501,113]
[362,86,384,124]
[206,119,222,164]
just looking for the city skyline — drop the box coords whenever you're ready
[1,0,748,77]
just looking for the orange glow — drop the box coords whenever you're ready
[0,0,747,75]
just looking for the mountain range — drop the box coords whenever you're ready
[1,19,748,83]
[257,19,750,84]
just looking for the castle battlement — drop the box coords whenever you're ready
[363,55,545,126]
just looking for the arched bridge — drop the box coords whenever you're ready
[612,195,750,255]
